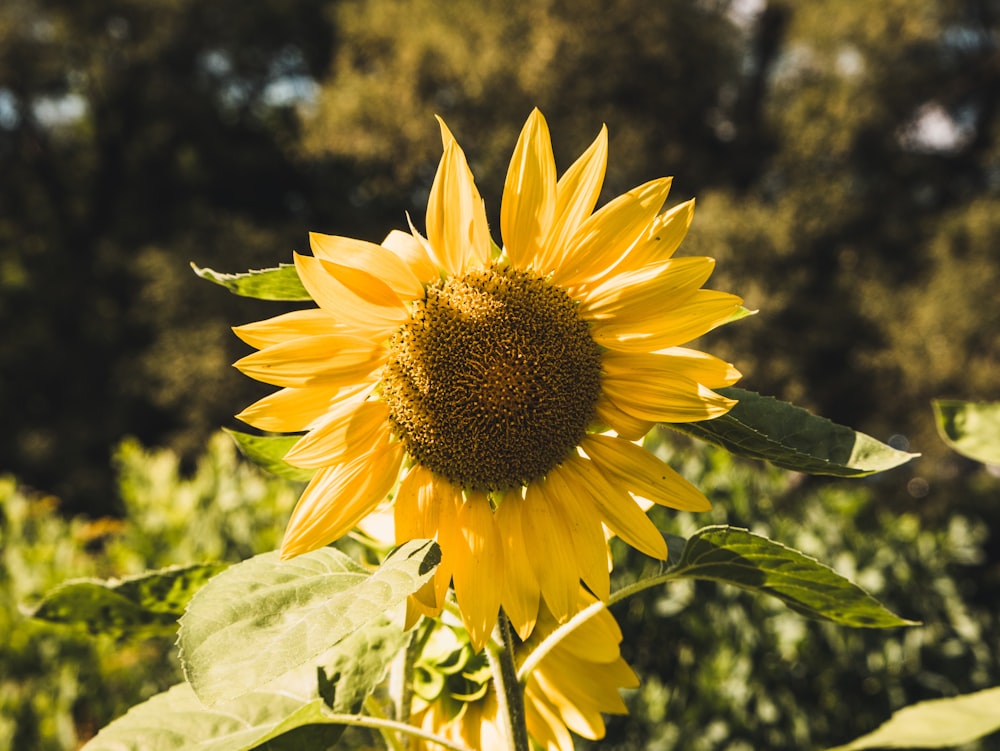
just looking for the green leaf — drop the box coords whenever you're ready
[668,526,917,627]
[191,262,312,301]
[80,662,340,751]
[316,617,410,715]
[84,618,409,751]
[81,616,455,751]
[225,429,315,482]
[825,686,1000,750]
[28,563,228,638]
[179,539,440,705]
[668,388,918,477]
[932,400,1000,465]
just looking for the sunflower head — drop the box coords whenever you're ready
[234,108,744,647]
[382,265,602,491]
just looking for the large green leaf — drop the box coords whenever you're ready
[666,526,916,627]
[668,388,917,477]
[225,429,315,482]
[81,618,409,751]
[179,539,440,705]
[191,262,311,301]
[825,686,1000,750]
[28,563,227,638]
[932,399,1000,466]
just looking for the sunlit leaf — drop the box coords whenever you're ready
[224,428,314,482]
[932,400,1000,466]
[316,617,410,715]
[179,539,440,705]
[667,526,917,627]
[81,616,460,751]
[668,388,917,477]
[28,563,227,638]
[825,686,1000,750]
[191,262,311,301]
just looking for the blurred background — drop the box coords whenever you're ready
[1,0,998,749]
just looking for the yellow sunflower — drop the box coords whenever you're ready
[233,108,743,648]
[410,590,637,751]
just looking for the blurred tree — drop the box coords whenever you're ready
[302,0,745,219]
[687,0,1000,472]
[0,0,338,513]
[302,0,1000,489]
[2,0,998,514]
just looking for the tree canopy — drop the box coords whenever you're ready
[1,0,998,513]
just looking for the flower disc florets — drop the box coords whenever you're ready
[382,265,602,490]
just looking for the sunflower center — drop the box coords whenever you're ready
[382,265,602,490]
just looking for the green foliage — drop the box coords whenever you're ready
[6,422,999,750]
[0,434,298,751]
[933,400,1000,467]
[826,687,1000,751]
[659,526,915,628]
[110,432,301,565]
[669,388,918,477]
[590,431,1000,751]
[178,540,438,705]
[79,675,342,751]
[81,617,415,751]
[28,563,227,638]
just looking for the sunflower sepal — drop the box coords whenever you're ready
[191,261,312,301]
[224,428,315,482]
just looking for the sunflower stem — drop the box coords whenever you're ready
[489,609,530,751]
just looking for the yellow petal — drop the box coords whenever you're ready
[583,433,712,512]
[495,489,540,640]
[592,289,744,352]
[523,479,579,623]
[294,253,408,339]
[501,108,556,270]
[236,380,374,432]
[381,229,438,284]
[530,666,611,739]
[593,396,655,441]
[452,491,503,651]
[546,465,610,602]
[561,455,667,560]
[603,374,736,423]
[616,197,695,272]
[233,308,340,349]
[580,256,716,320]
[309,232,424,300]
[603,348,741,390]
[393,463,440,543]
[535,125,608,276]
[550,592,625,663]
[431,477,463,609]
[524,687,575,751]
[233,334,386,389]
[551,177,672,289]
[280,438,404,558]
[426,121,490,275]
[283,400,390,469]
[399,473,447,618]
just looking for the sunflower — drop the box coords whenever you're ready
[233,108,743,648]
[410,590,638,751]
